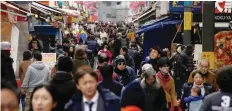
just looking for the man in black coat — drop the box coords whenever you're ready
[51,56,78,111]
[1,41,17,89]
[138,64,167,111]
[98,63,123,97]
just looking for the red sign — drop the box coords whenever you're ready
[215,1,232,13]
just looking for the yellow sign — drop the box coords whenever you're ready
[202,52,215,69]
[41,53,56,69]
[184,12,192,30]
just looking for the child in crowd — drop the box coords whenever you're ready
[184,87,203,111]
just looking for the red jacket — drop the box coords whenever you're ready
[99,50,113,63]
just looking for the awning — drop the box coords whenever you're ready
[54,8,80,16]
[132,7,156,23]
[1,1,29,17]
[140,16,169,29]
[136,18,182,34]
[32,2,62,14]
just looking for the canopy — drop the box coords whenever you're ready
[136,18,182,34]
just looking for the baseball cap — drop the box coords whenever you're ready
[1,41,14,51]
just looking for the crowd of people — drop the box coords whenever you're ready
[1,21,232,111]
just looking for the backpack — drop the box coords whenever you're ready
[121,37,128,48]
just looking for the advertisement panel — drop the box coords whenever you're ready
[169,1,202,13]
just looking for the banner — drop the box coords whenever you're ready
[184,12,192,30]
[41,53,56,69]
[214,31,232,68]
[169,1,202,13]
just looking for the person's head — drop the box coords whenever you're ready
[1,41,12,58]
[100,63,114,79]
[121,81,145,110]
[142,64,156,85]
[74,66,98,100]
[191,86,201,97]
[158,57,170,75]
[33,51,42,61]
[30,83,58,111]
[176,44,184,54]
[1,81,20,111]
[75,48,87,59]
[199,59,210,74]
[57,56,73,72]
[23,50,32,60]
[162,48,171,57]
[115,55,126,71]
[130,43,137,49]
[120,47,128,56]
[217,66,232,92]
[185,45,193,55]
[192,71,203,85]
[101,42,109,51]
[149,46,161,59]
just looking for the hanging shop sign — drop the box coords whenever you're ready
[214,1,232,22]
[215,1,232,14]
[215,14,232,22]
[169,1,202,13]
[184,12,192,30]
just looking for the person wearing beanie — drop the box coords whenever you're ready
[114,55,136,86]
[51,56,77,111]
[137,64,167,111]
[156,57,179,111]
[138,45,161,77]
[98,63,123,97]
[199,66,232,111]
[121,80,145,111]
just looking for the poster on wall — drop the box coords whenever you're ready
[41,53,56,69]
[214,31,232,68]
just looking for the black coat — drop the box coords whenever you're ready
[139,78,167,111]
[98,79,123,97]
[1,56,17,89]
[51,71,78,111]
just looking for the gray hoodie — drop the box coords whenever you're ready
[21,61,50,89]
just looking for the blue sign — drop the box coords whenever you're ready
[169,1,202,13]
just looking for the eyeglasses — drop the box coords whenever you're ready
[118,62,125,66]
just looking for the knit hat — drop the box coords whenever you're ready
[57,56,73,72]
[121,81,145,110]
[141,64,156,78]
[115,55,126,66]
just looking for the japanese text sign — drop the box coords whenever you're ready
[169,1,202,13]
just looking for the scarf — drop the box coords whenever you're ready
[157,71,171,86]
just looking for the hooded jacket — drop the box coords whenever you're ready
[51,71,78,111]
[114,55,136,86]
[139,66,167,111]
[21,61,50,89]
